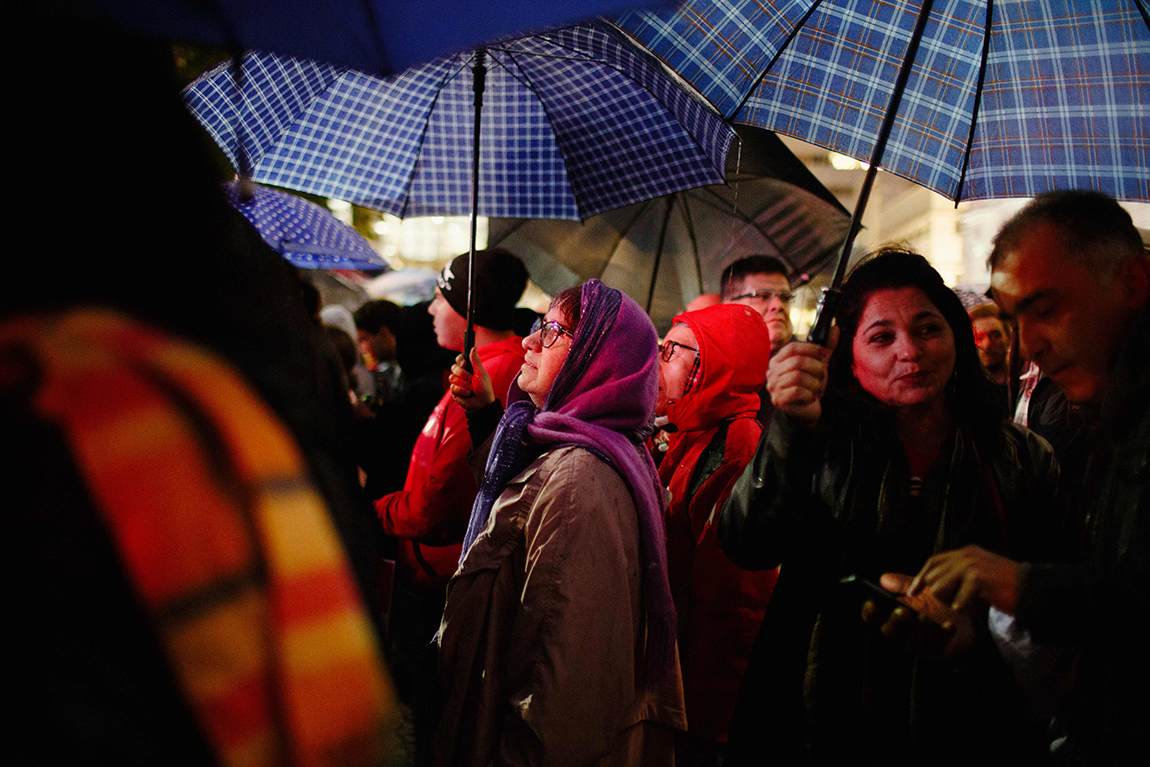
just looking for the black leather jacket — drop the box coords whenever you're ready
[719,407,1060,765]
[722,409,1061,573]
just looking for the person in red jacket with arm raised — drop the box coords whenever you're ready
[373,248,528,765]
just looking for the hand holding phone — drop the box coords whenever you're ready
[840,574,913,622]
[843,573,973,661]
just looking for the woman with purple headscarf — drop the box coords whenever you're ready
[438,279,686,766]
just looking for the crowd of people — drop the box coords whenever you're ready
[327,190,1146,767]
[9,8,1150,767]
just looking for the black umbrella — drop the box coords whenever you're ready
[489,127,850,333]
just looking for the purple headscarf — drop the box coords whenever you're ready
[461,279,675,681]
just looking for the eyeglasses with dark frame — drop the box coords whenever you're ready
[728,288,795,305]
[659,339,698,363]
[529,318,575,348]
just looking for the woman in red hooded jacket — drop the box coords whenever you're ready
[655,303,779,764]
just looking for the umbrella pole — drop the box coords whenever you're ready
[464,48,487,371]
[646,196,675,313]
[227,48,256,203]
[806,0,936,346]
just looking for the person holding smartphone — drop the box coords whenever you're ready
[719,248,1061,765]
[888,191,1150,766]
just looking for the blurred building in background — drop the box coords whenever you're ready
[780,135,1150,286]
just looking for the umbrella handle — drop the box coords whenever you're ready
[463,327,476,372]
[463,48,488,374]
[806,287,840,347]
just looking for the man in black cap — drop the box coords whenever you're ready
[373,248,528,761]
[374,249,529,579]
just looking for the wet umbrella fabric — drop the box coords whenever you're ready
[57,0,674,77]
[488,174,851,333]
[616,0,1150,204]
[183,24,734,222]
[223,182,387,271]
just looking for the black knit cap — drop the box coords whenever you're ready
[437,248,529,331]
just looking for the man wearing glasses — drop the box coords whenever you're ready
[719,255,795,355]
[719,256,795,420]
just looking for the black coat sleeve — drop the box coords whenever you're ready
[719,411,839,571]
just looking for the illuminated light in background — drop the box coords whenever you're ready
[326,197,353,225]
[829,152,869,171]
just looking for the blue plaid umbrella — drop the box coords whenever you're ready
[224,181,387,271]
[186,23,731,359]
[183,24,733,222]
[617,0,1150,204]
[616,0,1150,340]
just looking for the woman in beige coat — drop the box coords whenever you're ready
[439,280,685,766]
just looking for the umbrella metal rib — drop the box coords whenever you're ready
[487,35,725,224]
[646,197,676,311]
[727,0,827,121]
[690,184,790,259]
[678,194,704,294]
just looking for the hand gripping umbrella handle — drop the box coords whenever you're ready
[806,288,841,346]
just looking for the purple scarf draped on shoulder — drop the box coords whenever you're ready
[460,279,675,682]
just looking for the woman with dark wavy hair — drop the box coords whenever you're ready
[826,249,1006,443]
[720,248,1060,765]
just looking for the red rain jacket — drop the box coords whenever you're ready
[658,303,778,744]
[375,336,525,596]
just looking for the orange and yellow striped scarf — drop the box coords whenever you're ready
[1,309,394,767]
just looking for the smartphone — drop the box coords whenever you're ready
[839,574,914,622]
[840,574,956,627]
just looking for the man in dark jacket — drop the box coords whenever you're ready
[896,190,1150,765]
[970,302,1012,416]
[354,298,404,404]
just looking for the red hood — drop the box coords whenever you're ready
[665,303,771,432]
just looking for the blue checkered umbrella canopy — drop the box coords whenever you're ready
[224,181,387,271]
[616,0,1150,204]
[184,24,733,221]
